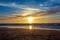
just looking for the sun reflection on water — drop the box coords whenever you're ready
[29,25,33,29]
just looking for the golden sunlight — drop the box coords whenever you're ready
[28,17,33,24]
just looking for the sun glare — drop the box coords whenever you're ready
[29,25,32,29]
[28,17,33,24]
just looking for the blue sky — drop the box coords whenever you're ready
[0,0,60,19]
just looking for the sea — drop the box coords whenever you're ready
[0,23,60,30]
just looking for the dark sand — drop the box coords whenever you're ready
[0,28,60,40]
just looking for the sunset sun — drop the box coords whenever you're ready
[28,17,33,24]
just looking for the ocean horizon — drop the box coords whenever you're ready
[0,23,60,30]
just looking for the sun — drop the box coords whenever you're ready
[28,17,33,24]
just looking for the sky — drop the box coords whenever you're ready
[0,0,60,23]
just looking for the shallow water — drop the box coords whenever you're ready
[0,23,60,30]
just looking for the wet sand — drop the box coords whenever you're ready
[0,28,60,40]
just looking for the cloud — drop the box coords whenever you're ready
[4,6,60,20]
[0,3,41,19]
[0,3,40,11]
[23,6,60,19]
[0,4,60,23]
[42,0,60,7]
[0,2,60,19]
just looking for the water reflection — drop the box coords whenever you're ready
[0,24,60,30]
[29,25,33,29]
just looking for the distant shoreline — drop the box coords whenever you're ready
[0,23,60,26]
[0,23,60,25]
